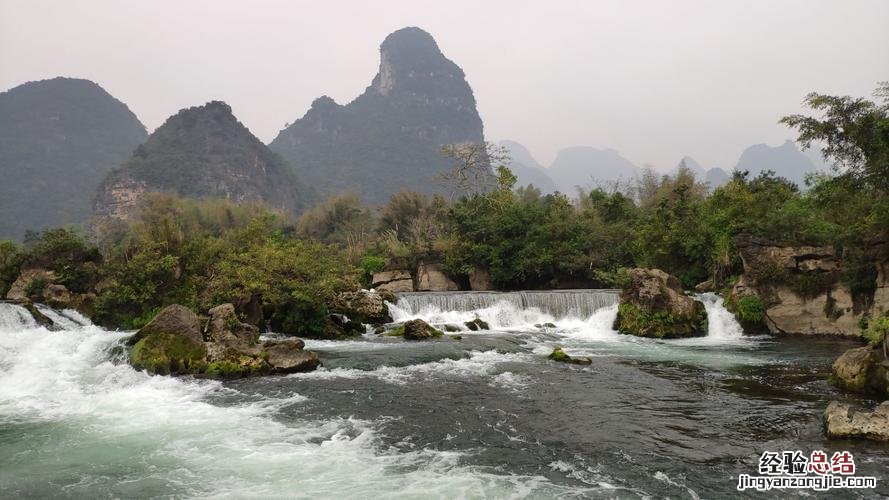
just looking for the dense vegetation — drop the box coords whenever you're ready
[0,84,886,343]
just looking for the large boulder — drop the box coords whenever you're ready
[829,345,889,398]
[416,262,459,291]
[330,289,392,324]
[129,305,208,375]
[824,401,889,441]
[129,304,320,378]
[371,270,414,292]
[386,319,443,340]
[614,268,707,338]
[263,340,320,374]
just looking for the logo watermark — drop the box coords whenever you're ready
[737,450,877,492]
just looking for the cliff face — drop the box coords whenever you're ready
[269,27,484,204]
[732,235,889,336]
[94,101,310,219]
[0,77,147,240]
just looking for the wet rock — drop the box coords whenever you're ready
[824,401,889,441]
[535,322,557,329]
[401,319,443,340]
[371,270,414,292]
[464,318,490,331]
[416,262,458,291]
[128,303,320,378]
[262,340,320,374]
[614,268,707,338]
[829,345,889,398]
[443,324,461,332]
[330,289,392,324]
[548,347,592,365]
[128,305,207,376]
[18,299,55,329]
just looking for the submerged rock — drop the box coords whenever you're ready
[330,289,392,324]
[464,318,490,331]
[548,347,592,365]
[128,303,319,378]
[614,268,707,338]
[829,345,889,398]
[824,401,889,441]
[400,319,443,340]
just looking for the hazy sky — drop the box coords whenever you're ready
[2,1,887,170]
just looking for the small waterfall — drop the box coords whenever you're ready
[35,305,92,329]
[698,293,744,340]
[0,303,38,331]
[392,290,619,328]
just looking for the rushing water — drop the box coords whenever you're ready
[0,293,886,498]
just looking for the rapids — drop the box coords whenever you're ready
[0,293,886,498]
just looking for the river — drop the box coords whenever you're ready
[0,292,886,498]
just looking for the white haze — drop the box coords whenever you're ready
[1,0,887,171]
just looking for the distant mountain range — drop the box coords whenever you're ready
[499,139,828,195]
[94,101,310,220]
[269,27,484,205]
[0,77,147,240]
[0,28,836,240]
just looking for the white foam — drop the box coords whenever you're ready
[289,350,528,385]
[0,319,562,497]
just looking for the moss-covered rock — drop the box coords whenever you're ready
[131,331,208,375]
[464,318,489,331]
[128,303,320,378]
[548,347,592,365]
[614,268,707,339]
[128,305,208,375]
[829,345,889,399]
[381,320,444,339]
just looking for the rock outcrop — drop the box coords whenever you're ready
[128,304,319,377]
[469,266,493,291]
[94,101,310,220]
[829,345,889,398]
[416,262,459,291]
[614,268,707,338]
[269,27,484,204]
[824,401,889,441]
[5,269,56,301]
[371,270,414,293]
[329,289,392,324]
[0,77,147,241]
[731,235,888,336]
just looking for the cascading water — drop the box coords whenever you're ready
[391,290,619,329]
[2,298,885,497]
[0,303,37,331]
